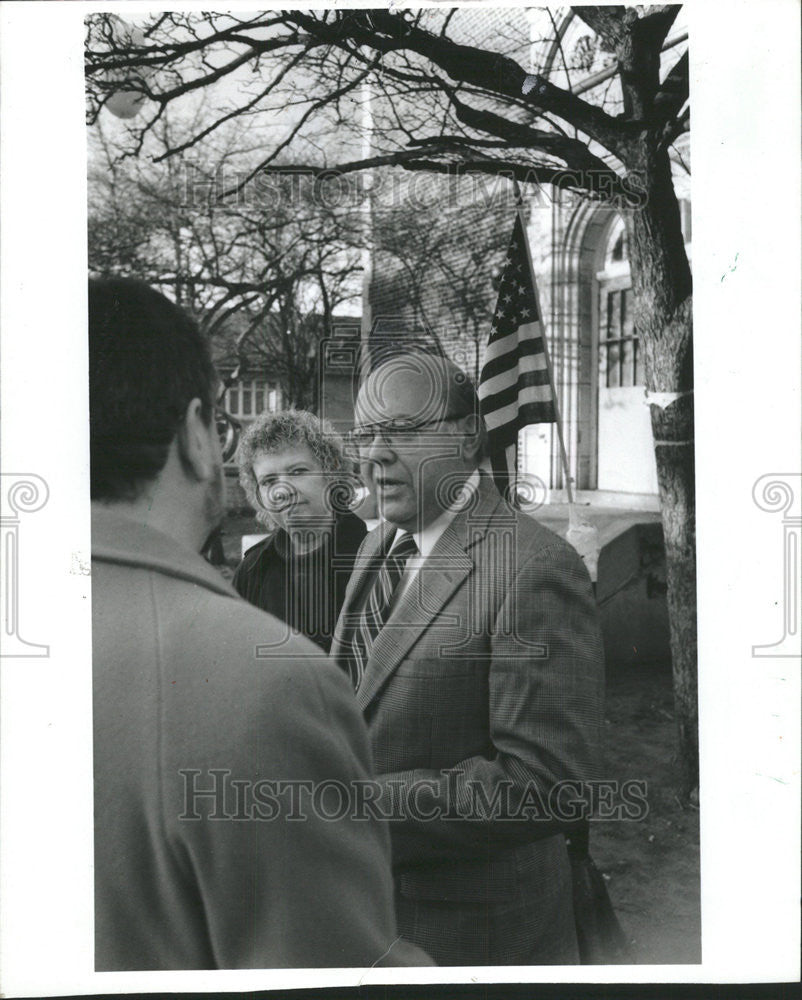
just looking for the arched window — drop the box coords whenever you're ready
[597,218,642,389]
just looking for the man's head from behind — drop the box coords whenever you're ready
[89,277,223,543]
[353,352,487,532]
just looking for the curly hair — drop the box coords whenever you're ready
[237,410,354,529]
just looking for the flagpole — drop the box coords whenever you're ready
[511,180,575,505]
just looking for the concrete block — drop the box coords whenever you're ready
[597,522,671,669]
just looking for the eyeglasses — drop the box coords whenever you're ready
[215,407,241,463]
[345,413,467,453]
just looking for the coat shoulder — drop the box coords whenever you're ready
[483,504,578,563]
[515,510,572,555]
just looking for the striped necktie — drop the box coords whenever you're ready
[350,532,418,691]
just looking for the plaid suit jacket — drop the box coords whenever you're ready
[331,475,605,964]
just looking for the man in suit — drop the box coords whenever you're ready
[332,351,605,965]
[90,277,430,969]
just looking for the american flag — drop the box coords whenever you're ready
[478,212,556,492]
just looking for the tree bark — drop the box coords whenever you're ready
[651,388,697,800]
[625,146,697,800]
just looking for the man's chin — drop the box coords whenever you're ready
[377,496,417,532]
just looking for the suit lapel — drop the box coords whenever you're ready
[331,521,394,666]
[355,475,505,712]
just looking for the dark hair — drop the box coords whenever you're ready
[89,277,217,502]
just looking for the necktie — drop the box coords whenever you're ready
[350,532,418,691]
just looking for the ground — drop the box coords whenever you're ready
[216,511,701,967]
[592,659,701,965]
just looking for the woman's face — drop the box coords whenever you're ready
[252,444,334,531]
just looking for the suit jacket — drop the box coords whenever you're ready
[331,475,605,963]
[92,504,431,970]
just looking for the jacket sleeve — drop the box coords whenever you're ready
[376,541,605,868]
[166,648,433,968]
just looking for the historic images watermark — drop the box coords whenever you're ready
[0,474,50,658]
[178,769,649,824]
[751,473,801,658]
[177,163,649,213]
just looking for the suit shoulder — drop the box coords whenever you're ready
[504,507,571,554]
[497,509,591,581]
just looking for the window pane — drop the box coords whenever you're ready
[228,389,239,414]
[608,291,621,339]
[255,388,265,413]
[621,289,634,339]
[268,389,277,412]
[606,342,620,388]
[598,343,607,384]
[634,339,644,386]
[242,389,252,415]
[621,337,634,387]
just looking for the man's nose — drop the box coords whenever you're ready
[366,432,394,464]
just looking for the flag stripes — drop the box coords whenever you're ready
[478,214,557,462]
[483,386,556,432]
[480,344,549,398]
[481,328,549,375]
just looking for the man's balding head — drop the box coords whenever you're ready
[358,353,478,428]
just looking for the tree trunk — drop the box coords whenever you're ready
[626,148,698,801]
[651,383,697,800]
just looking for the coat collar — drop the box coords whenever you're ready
[91,503,238,599]
[353,473,505,711]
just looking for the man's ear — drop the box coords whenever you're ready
[177,398,216,481]
[459,413,483,464]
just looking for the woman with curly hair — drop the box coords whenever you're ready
[234,410,367,653]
